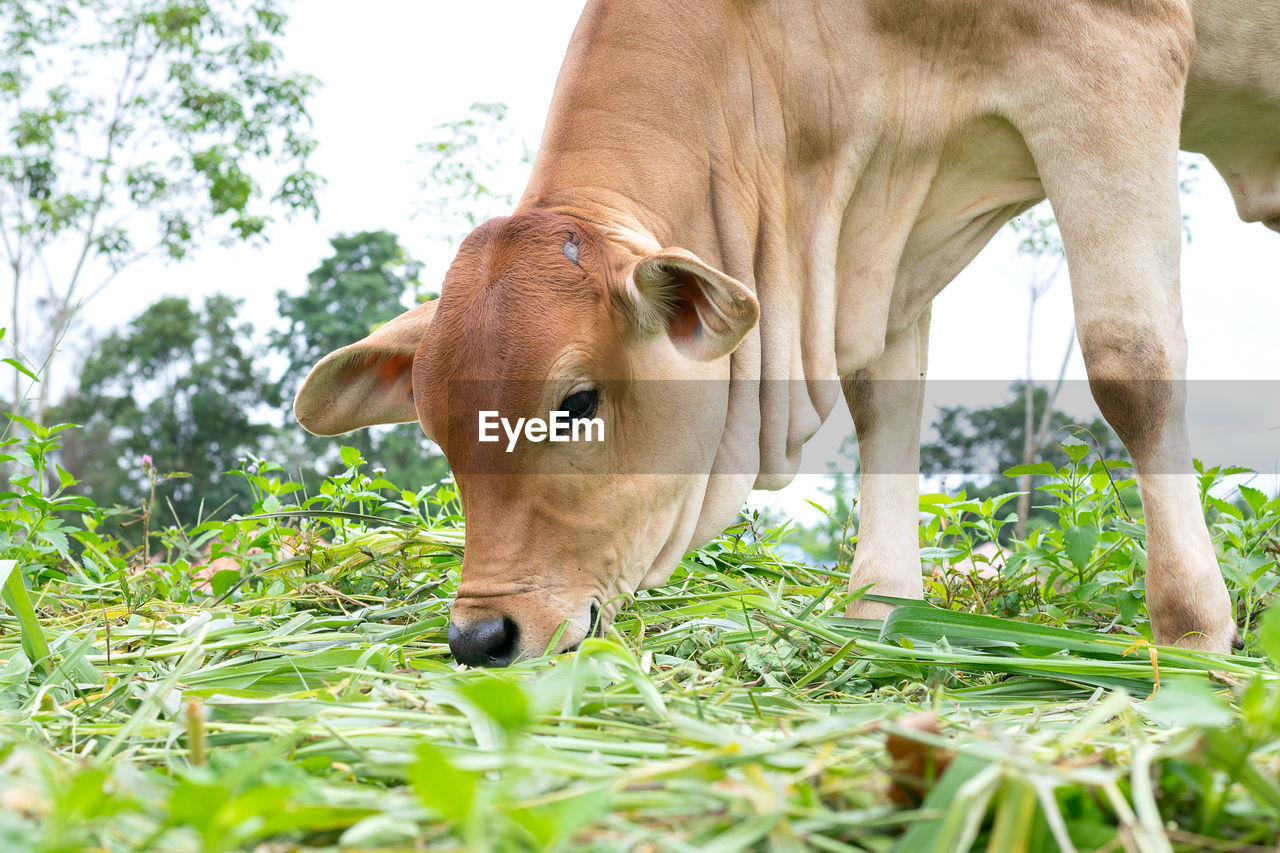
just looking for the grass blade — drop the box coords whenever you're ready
[0,559,52,674]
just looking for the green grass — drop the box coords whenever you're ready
[1,443,1278,851]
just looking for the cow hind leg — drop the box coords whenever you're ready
[1021,51,1234,652]
[1078,328,1234,651]
[843,306,931,619]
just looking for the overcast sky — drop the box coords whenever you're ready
[81,0,1279,504]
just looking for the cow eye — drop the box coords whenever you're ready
[558,388,598,421]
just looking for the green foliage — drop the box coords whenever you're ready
[1,0,319,250]
[416,101,531,244]
[1,0,319,415]
[57,294,277,523]
[0,410,95,579]
[1200,461,1280,632]
[274,230,426,394]
[0,558,53,673]
[911,440,1280,661]
[920,381,1127,536]
[272,230,449,492]
[29,228,451,530]
[1,345,1279,850]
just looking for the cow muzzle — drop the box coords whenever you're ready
[447,597,604,667]
[448,614,519,668]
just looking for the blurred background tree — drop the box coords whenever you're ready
[271,229,448,491]
[57,294,276,522]
[0,0,320,419]
[274,231,424,395]
[919,382,1127,536]
[0,5,531,522]
[416,101,531,247]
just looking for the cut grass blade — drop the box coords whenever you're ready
[877,600,1268,678]
[0,559,52,674]
[0,467,1275,850]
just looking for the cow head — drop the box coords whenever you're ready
[295,210,759,665]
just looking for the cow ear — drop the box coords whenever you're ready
[294,299,438,436]
[626,249,759,361]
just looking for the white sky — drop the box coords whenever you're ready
[69,0,1279,506]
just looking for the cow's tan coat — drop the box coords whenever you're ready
[298,0,1278,660]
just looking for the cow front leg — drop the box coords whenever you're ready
[843,306,931,619]
[1023,49,1234,651]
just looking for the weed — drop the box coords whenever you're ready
[0,350,1277,851]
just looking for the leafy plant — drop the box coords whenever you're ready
[1,338,1278,850]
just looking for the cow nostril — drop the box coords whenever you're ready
[448,616,519,668]
[589,601,601,637]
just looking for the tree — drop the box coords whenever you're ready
[1,0,320,418]
[274,231,423,393]
[58,293,276,521]
[272,230,447,491]
[416,102,531,247]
